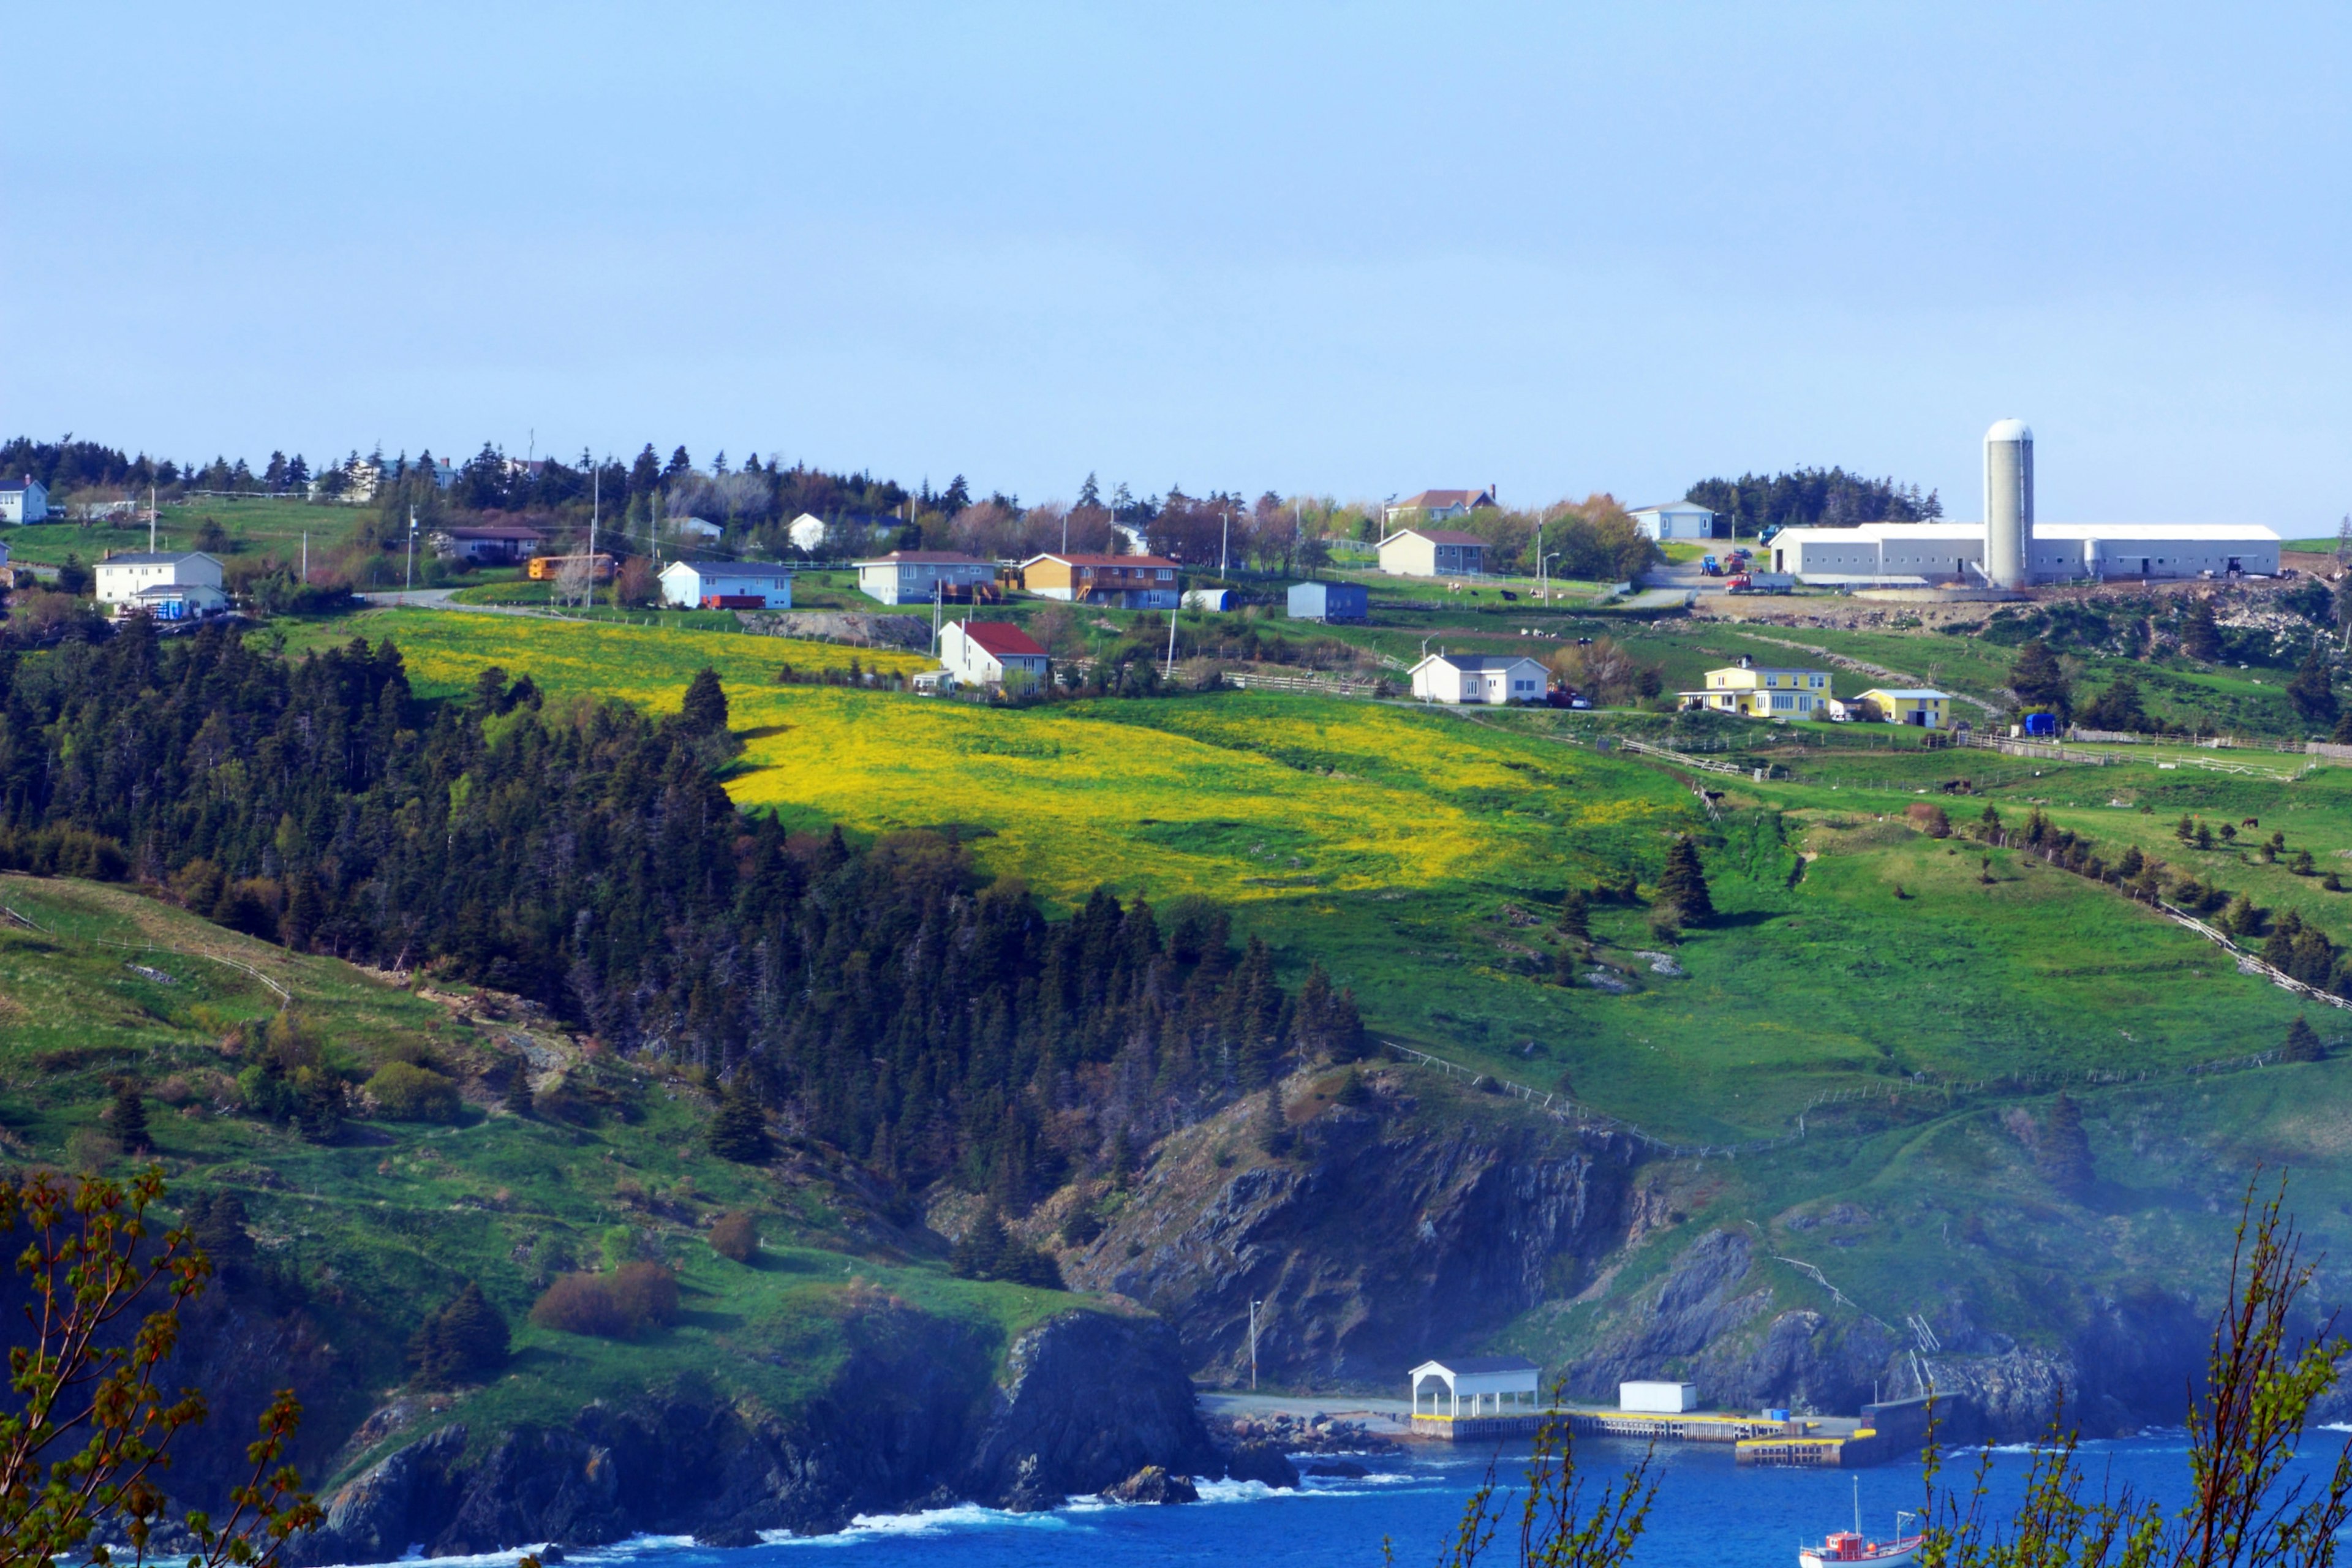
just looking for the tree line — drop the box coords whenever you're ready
[0,624,1363,1204]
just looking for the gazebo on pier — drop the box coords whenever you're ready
[1409,1355,1542,1419]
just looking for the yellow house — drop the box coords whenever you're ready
[1856,687,1951,727]
[1684,662,1831,718]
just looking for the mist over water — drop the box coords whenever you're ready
[344,1433,2335,1568]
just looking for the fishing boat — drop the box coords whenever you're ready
[1798,1479,1923,1568]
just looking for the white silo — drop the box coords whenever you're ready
[1983,418,2034,589]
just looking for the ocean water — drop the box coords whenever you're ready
[379,1434,2346,1568]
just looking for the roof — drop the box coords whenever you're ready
[1708,664,1825,677]
[856,551,993,566]
[439,524,546,540]
[1771,521,2280,544]
[99,552,217,567]
[0,478,37,493]
[1388,529,1488,546]
[1022,552,1180,568]
[1629,500,1714,514]
[1986,418,2034,443]
[133,583,214,598]
[663,559,795,578]
[1858,688,1951,700]
[956,622,1047,658]
[1396,489,1494,510]
[1412,653,1547,674]
[1411,1355,1540,1376]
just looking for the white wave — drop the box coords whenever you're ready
[318,1547,560,1568]
[760,1502,1091,1547]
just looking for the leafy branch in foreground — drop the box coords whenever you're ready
[1917,1174,2352,1568]
[0,1166,320,1568]
[1398,1397,1658,1568]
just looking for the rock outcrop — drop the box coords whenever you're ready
[1067,1085,1637,1385]
[293,1306,1216,1560]
[1098,1466,1199,1504]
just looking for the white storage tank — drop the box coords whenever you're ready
[1618,1380,1700,1414]
[1983,418,2034,590]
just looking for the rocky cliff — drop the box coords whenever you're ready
[293,1305,1221,1559]
[1063,1071,1638,1385]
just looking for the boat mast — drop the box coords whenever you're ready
[1853,1476,1861,1537]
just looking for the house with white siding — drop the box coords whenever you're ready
[1408,652,1547,705]
[941,620,1050,688]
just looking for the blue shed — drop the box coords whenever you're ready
[1289,581,1368,623]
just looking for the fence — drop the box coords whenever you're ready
[1223,671,1384,698]
[1,902,290,1004]
[1952,732,2117,766]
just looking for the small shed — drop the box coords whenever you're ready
[1618,1380,1698,1414]
[1410,1356,1542,1419]
[1288,581,1368,624]
[1183,587,1238,612]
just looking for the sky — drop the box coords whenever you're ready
[6,2,2350,525]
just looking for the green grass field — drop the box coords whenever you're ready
[0,872,1078,1480]
[276,608,2329,1150]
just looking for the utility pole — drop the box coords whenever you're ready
[932,576,943,655]
[302,531,308,581]
[1220,509,1231,578]
[148,484,157,553]
[1164,598,1178,680]
[403,506,416,602]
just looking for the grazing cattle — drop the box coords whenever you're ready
[2244,818,2260,828]
[1499,589,1518,601]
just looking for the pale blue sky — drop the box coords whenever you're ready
[6,3,2348,524]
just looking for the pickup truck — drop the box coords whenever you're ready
[1725,571,1795,595]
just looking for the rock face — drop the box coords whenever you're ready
[1068,1095,1637,1385]
[292,1307,1218,1560]
[1098,1466,1199,1505]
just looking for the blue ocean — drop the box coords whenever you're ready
[362,1431,2351,1568]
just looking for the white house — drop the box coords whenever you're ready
[94,552,228,619]
[1410,1357,1542,1419]
[658,559,794,609]
[1629,501,1716,541]
[1409,652,1548,705]
[1379,528,1488,578]
[1387,488,1497,526]
[856,550,996,606]
[671,516,725,544]
[940,620,1050,688]
[0,478,50,524]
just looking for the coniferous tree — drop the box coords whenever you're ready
[2182,598,2223,660]
[2037,1093,2092,1190]
[2286,644,2339,725]
[2284,1016,2326,1063]
[2010,639,2072,720]
[706,1078,771,1163]
[1253,1084,1291,1158]
[949,1206,1008,1280]
[679,667,729,736]
[413,1281,511,1388]
[109,1080,151,1156]
[1657,835,1714,925]
[1558,889,1589,941]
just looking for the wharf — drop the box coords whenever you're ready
[1409,1395,1935,1471]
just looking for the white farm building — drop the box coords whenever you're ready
[1766,520,2281,586]
[1763,420,2281,586]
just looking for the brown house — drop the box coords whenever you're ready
[1018,552,1181,609]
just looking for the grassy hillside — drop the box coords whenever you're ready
[0,872,1073,1482]
[272,608,2326,1150]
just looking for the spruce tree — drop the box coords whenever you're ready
[2182,598,2222,661]
[679,668,730,736]
[2284,1016,2325,1063]
[1657,835,1714,925]
[2286,644,2339,725]
[2010,638,2071,719]
[2037,1093,2092,1190]
[1558,888,1589,941]
[950,1206,1008,1280]
[1253,1084,1291,1158]
[706,1077,771,1163]
[110,1080,151,1156]
[414,1281,511,1387]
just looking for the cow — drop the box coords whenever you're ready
[2244,818,2260,829]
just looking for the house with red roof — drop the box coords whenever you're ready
[941,619,1050,688]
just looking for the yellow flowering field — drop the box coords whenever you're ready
[284,610,1691,907]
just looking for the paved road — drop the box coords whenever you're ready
[1198,1390,1413,1425]
[355,588,462,607]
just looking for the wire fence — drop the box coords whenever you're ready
[2,902,290,1004]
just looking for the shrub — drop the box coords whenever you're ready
[529,1262,680,1340]
[709,1210,760,1263]
[366,1062,462,1123]
[412,1281,510,1387]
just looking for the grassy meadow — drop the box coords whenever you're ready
[268,607,2332,1150]
[0,872,1077,1479]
